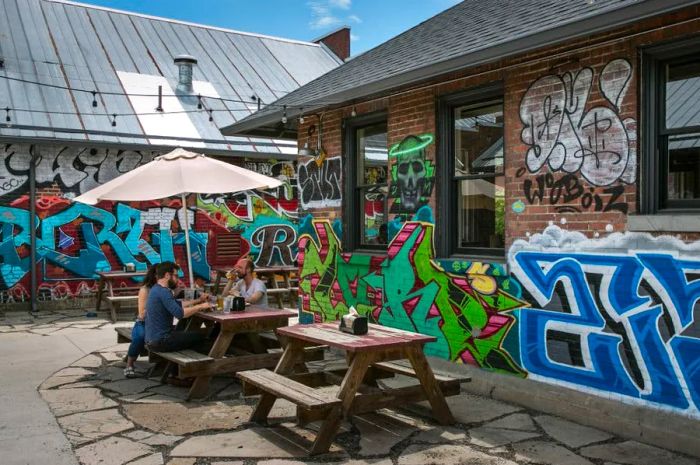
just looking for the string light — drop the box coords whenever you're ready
[281,105,287,124]
[299,107,304,125]
[91,91,98,108]
[197,94,203,110]
[4,107,10,123]
[0,74,340,110]
[0,106,240,119]
[351,106,357,117]
[208,109,214,122]
[111,114,117,127]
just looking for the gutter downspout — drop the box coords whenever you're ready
[29,145,37,315]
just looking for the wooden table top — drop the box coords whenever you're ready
[96,271,147,279]
[277,323,435,352]
[213,266,297,274]
[197,306,296,323]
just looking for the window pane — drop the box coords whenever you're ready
[457,176,505,250]
[454,102,504,175]
[666,59,700,129]
[360,186,387,245]
[357,123,388,184]
[667,133,700,201]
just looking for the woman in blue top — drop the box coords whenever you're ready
[124,265,157,378]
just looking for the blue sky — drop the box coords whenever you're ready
[78,0,461,54]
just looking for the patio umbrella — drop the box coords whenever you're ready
[73,148,283,287]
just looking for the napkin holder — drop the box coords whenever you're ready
[231,296,246,312]
[339,313,368,335]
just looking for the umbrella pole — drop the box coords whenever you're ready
[180,193,196,289]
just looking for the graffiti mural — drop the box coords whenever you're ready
[197,189,298,267]
[298,211,527,375]
[297,156,342,210]
[0,195,210,296]
[519,171,628,213]
[510,226,700,413]
[0,144,156,197]
[389,134,435,214]
[519,58,636,187]
[0,144,299,301]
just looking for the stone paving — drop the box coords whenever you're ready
[0,309,116,335]
[7,311,698,465]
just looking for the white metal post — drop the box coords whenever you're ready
[180,192,195,289]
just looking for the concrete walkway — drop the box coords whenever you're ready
[0,311,116,465]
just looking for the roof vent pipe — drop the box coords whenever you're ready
[174,54,197,94]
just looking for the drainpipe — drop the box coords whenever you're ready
[29,145,37,315]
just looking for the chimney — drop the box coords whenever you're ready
[314,26,350,61]
[174,54,197,94]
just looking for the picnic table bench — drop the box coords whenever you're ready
[95,271,146,322]
[115,307,326,399]
[145,307,324,400]
[238,322,466,455]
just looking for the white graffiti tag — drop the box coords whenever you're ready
[520,59,636,186]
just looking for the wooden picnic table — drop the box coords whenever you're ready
[95,270,147,322]
[211,265,299,308]
[181,306,297,399]
[240,322,458,455]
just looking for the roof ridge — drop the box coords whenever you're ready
[47,0,323,47]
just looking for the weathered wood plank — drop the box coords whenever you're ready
[115,326,133,343]
[239,369,341,409]
[180,351,281,377]
[155,350,213,365]
[277,323,435,352]
[406,346,455,425]
[373,360,471,384]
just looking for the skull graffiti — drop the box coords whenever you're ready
[389,134,435,213]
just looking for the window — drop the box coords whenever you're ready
[344,113,388,250]
[438,84,505,257]
[643,40,700,212]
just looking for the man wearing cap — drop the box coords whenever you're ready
[222,257,268,306]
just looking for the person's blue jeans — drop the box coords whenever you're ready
[127,320,146,358]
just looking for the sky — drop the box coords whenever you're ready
[76,0,462,54]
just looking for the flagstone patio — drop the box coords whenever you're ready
[3,311,697,465]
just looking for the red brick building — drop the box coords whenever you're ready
[225,0,700,456]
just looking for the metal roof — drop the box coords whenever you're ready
[0,0,342,157]
[222,0,700,138]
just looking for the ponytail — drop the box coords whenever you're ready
[143,265,158,288]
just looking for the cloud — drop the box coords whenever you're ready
[350,33,360,42]
[507,225,700,262]
[308,1,360,30]
[329,0,352,9]
[308,1,341,29]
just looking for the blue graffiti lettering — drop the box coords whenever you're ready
[513,251,699,412]
[0,203,210,287]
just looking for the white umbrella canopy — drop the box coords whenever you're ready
[73,148,284,287]
[73,148,283,204]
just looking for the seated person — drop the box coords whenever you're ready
[124,264,157,378]
[222,258,268,306]
[145,261,211,354]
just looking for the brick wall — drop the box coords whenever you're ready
[296,6,700,420]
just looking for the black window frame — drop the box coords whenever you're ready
[436,82,505,259]
[642,37,700,213]
[343,111,388,252]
